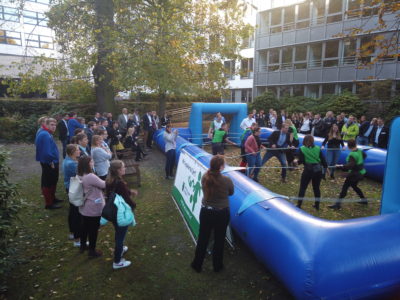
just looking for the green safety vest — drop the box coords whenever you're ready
[290,125,299,140]
[300,146,321,164]
[212,129,226,143]
[346,149,366,175]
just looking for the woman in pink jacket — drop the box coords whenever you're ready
[77,156,105,258]
[244,127,264,182]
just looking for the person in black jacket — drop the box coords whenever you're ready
[124,127,146,161]
[85,121,96,151]
[276,110,287,130]
[371,118,389,149]
[256,110,267,127]
[312,114,325,137]
[296,135,328,210]
[357,117,377,146]
[57,113,69,158]
[261,124,292,183]
[160,113,171,128]
[108,121,123,150]
[142,111,155,149]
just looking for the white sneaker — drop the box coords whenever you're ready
[73,241,81,247]
[113,260,131,269]
[122,246,128,255]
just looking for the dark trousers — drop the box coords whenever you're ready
[240,146,247,163]
[113,224,129,263]
[146,128,154,148]
[297,170,322,207]
[80,216,101,251]
[40,162,59,206]
[40,162,59,188]
[61,138,68,159]
[68,203,82,239]
[165,149,176,177]
[338,176,365,201]
[192,207,230,271]
[211,143,224,155]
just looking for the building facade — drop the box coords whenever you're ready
[253,0,400,99]
[0,0,58,97]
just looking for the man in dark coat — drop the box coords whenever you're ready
[371,118,389,149]
[57,113,69,158]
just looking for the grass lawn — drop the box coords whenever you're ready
[5,147,292,300]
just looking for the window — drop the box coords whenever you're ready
[283,6,295,31]
[297,2,310,29]
[280,86,291,97]
[360,35,375,64]
[260,11,269,34]
[23,10,48,26]
[240,58,253,78]
[281,47,293,70]
[340,83,353,93]
[268,49,280,71]
[311,0,325,25]
[0,6,19,22]
[322,84,336,95]
[224,60,235,79]
[306,85,320,98]
[270,8,282,34]
[309,43,322,67]
[347,0,361,19]
[324,40,339,67]
[342,38,357,65]
[241,89,252,103]
[293,85,304,96]
[327,0,343,23]
[294,45,307,69]
[0,30,21,45]
[25,33,53,49]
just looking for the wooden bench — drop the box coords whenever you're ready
[122,158,141,187]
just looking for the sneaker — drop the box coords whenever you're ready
[122,246,128,255]
[357,199,368,205]
[73,241,81,247]
[113,260,131,269]
[168,176,175,180]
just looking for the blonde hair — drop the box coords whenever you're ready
[91,135,103,147]
[284,119,293,127]
[38,116,48,125]
[46,118,56,125]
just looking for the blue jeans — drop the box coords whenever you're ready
[262,151,287,179]
[247,153,261,180]
[326,149,341,176]
[165,149,176,177]
[356,136,369,146]
[113,224,129,263]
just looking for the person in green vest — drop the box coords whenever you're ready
[341,115,359,141]
[296,135,327,210]
[328,139,367,210]
[211,123,236,155]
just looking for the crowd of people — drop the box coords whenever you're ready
[35,108,172,270]
[33,106,384,274]
[208,108,380,211]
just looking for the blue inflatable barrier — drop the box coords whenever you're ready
[153,103,398,299]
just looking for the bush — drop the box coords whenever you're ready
[0,149,21,293]
[55,80,96,103]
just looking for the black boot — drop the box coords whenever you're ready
[312,201,320,211]
[296,200,303,209]
[357,198,368,205]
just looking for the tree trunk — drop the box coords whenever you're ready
[93,0,115,114]
[158,92,167,117]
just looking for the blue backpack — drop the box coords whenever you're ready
[114,194,136,227]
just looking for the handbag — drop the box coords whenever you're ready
[115,141,125,151]
[101,191,117,222]
[114,194,136,227]
[68,176,84,207]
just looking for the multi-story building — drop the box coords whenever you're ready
[253,0,400,99]
[222,0,271,103]
[0,0,58,97]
